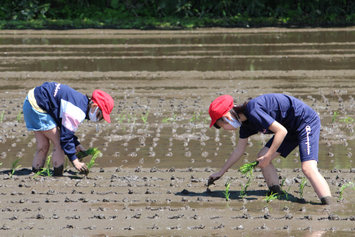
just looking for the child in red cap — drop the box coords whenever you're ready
[23,82,114,176]
[208,93,332,205]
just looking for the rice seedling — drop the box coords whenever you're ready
[339,116,354,124]
[299,177,307,199]
[264,192,278,203]
[77,147,100,161]
[0,110,5,123]
[16,111,22,123]
[332,111,339,123]
[339,182,353,201]
[141,112,149,124]
[116,114,126,124]
[223,178,232,201]
[9,156,21,178]
[239,161,258,174]
[240,176,252,199]
[280,178,291,200]
[127,113,131,123]
[189,111,201,123]
[162,113,177,123]
[33,155,52,179]
[86,150,101,175]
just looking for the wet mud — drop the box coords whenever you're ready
[1,28,355,236]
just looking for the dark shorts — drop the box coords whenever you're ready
[265,119,320,162]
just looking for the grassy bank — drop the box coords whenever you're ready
[1,0,355,30]
[1,15,355,30]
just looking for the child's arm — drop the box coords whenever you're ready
[209,138,248,182]
[257,121,287,167]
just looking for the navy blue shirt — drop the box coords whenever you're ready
[240,94,318,139]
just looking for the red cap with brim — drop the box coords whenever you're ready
[91,90,114,123]
[209,95,234,127]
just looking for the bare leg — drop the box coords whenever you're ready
[40,127,65,169]
[257,146,281,187]
[33,131,50,170]
[301,160,331,199]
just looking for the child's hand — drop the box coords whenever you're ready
[72,158,89,174]
[256,155,271,168]
[207,173,221,186]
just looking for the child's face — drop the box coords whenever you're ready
[216,117,237,131]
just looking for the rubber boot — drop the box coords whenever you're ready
[320,196,332,205]
[53,165,64,176]
[267,185,283,196]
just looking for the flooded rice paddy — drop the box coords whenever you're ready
[0,28,355,236]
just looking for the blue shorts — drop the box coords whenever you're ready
[23,97,57,131]
[265,119,320,162]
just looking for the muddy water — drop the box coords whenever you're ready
[1,28,355,170]
[1,28,355,236]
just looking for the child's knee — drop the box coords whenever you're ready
[36,142,50,154]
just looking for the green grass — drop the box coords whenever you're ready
[9,156,21,178]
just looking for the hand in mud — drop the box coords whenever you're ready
[207,173,221,187]
[72,159,89,175]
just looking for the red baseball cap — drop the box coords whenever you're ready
[209,95,234,127]
[91,90,114,123]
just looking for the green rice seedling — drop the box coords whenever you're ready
[299,177,307,199]
[141,112,149,124]
[127,113,131,123]
[280,178,291,200]
[33,155,52,179]
[16,111,22,123]
[86,150,101,175]
[9,156,21,178]
[77,147,100,161]
[44,155,52,177]
[339,116,354,124]
[239,161,258,174]
[240,176,252,199]
[264,192,278,203]
[332,111,339,123]
[162,117,169,123]
[339,182,353,201]
[116,114,126,124]
[223,178,232,201]
[189,112,201,123]
[0,110,5,123]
